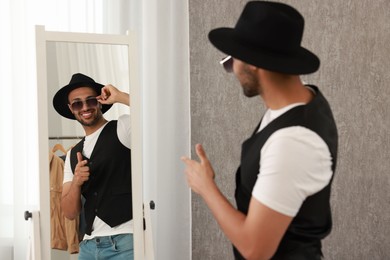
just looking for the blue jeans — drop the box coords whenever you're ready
[78,234,134,260]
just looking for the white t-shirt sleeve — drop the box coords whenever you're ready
[252,126,333,217]
[63,150,73,184]
[117,114,131,149]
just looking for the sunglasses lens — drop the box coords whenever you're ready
[220,56,233,73]
[71,101,83,111]
[70,97,98,111]
[86,98,98,107]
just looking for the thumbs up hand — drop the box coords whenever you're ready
[73,152,90,187]
[181,144,216,196]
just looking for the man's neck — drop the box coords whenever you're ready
[83,118,108,136]
[259,71,313,109]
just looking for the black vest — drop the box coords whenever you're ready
[70,120,132,235]
[234,86,338,260]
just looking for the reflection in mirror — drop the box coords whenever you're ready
[46,42,131,259]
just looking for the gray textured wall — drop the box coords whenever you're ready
[189,0,390,259]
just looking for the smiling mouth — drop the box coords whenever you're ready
[80,109,94,119]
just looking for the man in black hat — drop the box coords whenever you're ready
[54,73,134,259]
[181,1,338,259]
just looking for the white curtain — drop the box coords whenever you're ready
[0,0,104,259]
[110,1,191,258]
[0,0,190,259]
[130,2,191,259]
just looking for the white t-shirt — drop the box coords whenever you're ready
[63,114,132,239]
[252,104,333,217]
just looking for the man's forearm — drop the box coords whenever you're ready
[202,183,284,260]
[118,91,130,106]
[201,183,247,248]
[61,182,82,220]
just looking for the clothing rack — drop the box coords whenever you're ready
[49,136,83,140]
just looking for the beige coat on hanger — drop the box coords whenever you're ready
[49,150,80,254]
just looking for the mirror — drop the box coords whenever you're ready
[47,41,130,260]
[36,26,143,260]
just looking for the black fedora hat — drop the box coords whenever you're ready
[208,1,320,75]
[53,73,112,120]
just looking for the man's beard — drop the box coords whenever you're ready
[241,66,262,98]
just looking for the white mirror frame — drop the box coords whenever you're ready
[35,25,143,260]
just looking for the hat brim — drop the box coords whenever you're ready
[53,82,113,120]
[208,28,320,75]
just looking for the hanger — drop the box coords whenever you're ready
[52,143,67,155]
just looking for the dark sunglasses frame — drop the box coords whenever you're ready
[219,56,233,73]
[70,97,99,111]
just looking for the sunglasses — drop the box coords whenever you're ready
[219,56,233,73]
[70,97,99,111]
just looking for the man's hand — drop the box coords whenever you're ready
[181,144,216,196]
[98,84,130,106]
[73,152,90,186]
